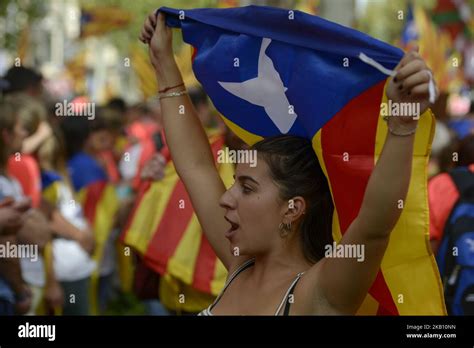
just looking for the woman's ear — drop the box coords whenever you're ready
[283,196,306,223]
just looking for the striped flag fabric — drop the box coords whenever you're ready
[158,5,446,315]
[399,5,463,93]
[431,0,472,43]
[80,6,132,38]
[121,130,234,296]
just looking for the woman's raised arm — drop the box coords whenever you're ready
[306,48,438,314]
[140,11,239,270]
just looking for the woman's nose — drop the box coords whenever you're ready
[219,186,237,210]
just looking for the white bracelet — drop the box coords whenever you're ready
[383,116,418,136]
[388,124,418,136]
[158,90,188,100]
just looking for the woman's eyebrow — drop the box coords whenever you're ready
[236,175,260,186]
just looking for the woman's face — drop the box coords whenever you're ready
[219,156,286,257]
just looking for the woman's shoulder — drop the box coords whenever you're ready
[289,258,342,315]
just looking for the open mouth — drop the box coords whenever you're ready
[224,216,239,238]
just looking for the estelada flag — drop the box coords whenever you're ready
[121,130,233,296]
[431,0,472,43]
[159,5,446,315]
[400,5,462,93]
[80,6,132,38]
[68,152,119,314]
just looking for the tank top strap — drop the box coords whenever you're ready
[208,258,255,312]
[275,272,305,316]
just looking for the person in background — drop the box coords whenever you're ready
[429,134,474,315]
[38,128,96,315]
[0,98,52,315]
[13,98,97,315]
[60,112,120,313]
[3,66,44,100]
[0,197,32,315]
[429,134,474,254]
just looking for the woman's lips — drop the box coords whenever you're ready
[224,216,239,239]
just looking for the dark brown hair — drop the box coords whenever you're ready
[251,135,334,263]
[0,99,21,166]
[458,134,474,167]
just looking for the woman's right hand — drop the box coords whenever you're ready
[140,11,181,87]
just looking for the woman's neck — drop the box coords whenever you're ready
[250,240,312,285]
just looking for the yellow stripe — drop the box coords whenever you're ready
[167,151,234,296]
[312,130,343,243]
[116,242,134,293]
[124,163,179,254]
[375,83,446,315]
[355,293,379,315]
[167,214,203,284]
[35,242,63,315]
[88,184,119,315]
[42,182,60,206]
[159,273,216,313]
[313,86,445,314]
[220,115,263,146]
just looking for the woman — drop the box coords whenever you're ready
[140,12,437,315]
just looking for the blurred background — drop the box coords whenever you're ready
[0,0,472,110]
[0,0,474,171]
[0,0,473,316]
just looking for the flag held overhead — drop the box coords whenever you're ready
[157,5,446,315]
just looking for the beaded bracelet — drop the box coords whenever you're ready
[383,116,417,136]
[158,90,188,100]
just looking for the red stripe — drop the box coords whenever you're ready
[144,178,195,274]
[119,180,152,243]
[433,0,457,13]
[191,47,198,62]
[321,80,398,315]
[191,136,226,293]
[83,181,107,224]
[192,233,218,293]
[144,135,225,278]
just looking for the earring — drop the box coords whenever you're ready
[278,221,292,238]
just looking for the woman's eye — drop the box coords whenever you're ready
[242,185,252,194]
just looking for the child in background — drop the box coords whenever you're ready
[38,130,96,315]
[60,111,120,313]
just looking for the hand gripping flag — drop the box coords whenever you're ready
[158,5,446,315]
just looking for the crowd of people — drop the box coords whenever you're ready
[0,16,473,314]
[0,63,244,315]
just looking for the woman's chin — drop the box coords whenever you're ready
[228,240,244,257]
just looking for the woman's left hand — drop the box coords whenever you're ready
[385,47,438,128]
